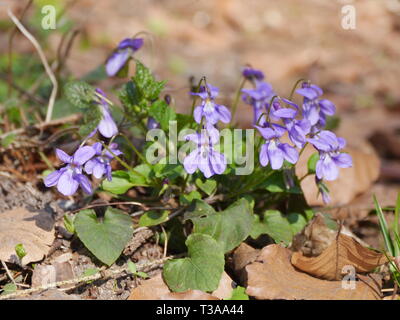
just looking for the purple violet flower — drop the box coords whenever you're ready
[44,146,96,196]
[308,130,352,181]
[84,142,122,181]
[105,38,144,77]
[255,124,299,170]
[271,99,311,148]
[89,88,118,139]
[242,67,265,83]
[192,84,231,125]
[147,117,160,130]
[296,82,336,128]
[242,81,275,125]
[183,124,226,178]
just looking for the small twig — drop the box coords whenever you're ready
[7,7,58,123]
[0,255,174,300]
[0,114,80,140]
[160,225,168,258]
[1,260,17,287]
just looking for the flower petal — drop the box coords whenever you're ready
[216,105,231,123]
[193,106,203,124]
[105,50,130,77]
[183,149,200,174]
[268,142,284,170]
[74,174,93,194]
[210,151,226,175]
[55,148,72,164]
[332,153,352,168]
[98,106,118,138]
[279,143,299,164]
[57,170,79,196]
[316,156,339,181]
[84,159,96,174]
[259,143,269,167]
[93,162,106,179]
[319,99,336,116]
[44,169,63,187]
[73,146,96,166]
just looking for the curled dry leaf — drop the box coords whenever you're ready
[291,233,388,281]
[231,243,260,283]
[245,244,382,300]
[128,271,233,300]
[296,143,380,207]
[0,207,55,265]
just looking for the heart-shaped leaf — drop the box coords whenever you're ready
[195,178,217,196]
[184,198,253,253]
[74,208,133,266]
[163,233,224,292]
[139,210,169,227]
[250,210,307,245]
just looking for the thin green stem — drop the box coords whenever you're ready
[230,77,246,128]
[190,77,206,116]
[119,133,149,165]
[289,78,307,101]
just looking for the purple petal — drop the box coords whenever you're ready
[92,142,102,155]
[304,104,320,126]
[272,108,297,119]
[279,143,299,164]
[193,106,203,124]
[255,125,276,140]
[259,143,269,167]
[73,146,96,166]
[93,162,106,179]
[105,50,130,77]
[117,38,144,51]
[296,87,319,100]
[98,106,118,138]
[268,142,284,170]
[210,151,226,174]
[332,153,352,168]
[183,149,200,174]
[316,156,339,181]
[44,169,63,187]
[205,124,220,145]
[319,99,336,116]
[216,105,231,123]
[55,149,72,164]
[198,154,213,178]
[84,159,96,174]
[74,174,93,194]
[57,170,79,196]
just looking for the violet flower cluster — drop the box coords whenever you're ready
[241,67,352,202]
[45,89,122,196]
[183,84,231,178]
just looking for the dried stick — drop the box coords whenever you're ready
[1,260,17,287]
[0,255,174,300]
[7,7,58,123]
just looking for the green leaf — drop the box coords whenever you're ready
[63,214,75,234]
[163,233,224,292]
[195,178,217,196]
[1,283,17,296]
[118,81,142,108]
[102,171,135,194]
[81,268,99,277]
[127,260,137,274]
[250,210,307,245]
[74,208,133,266]
[1,133,16,148]
[136,271,149,279]
[307,153,319,174]
[148,100,176,131]
[15,243,27,260]
[133,61,166,101]
[79,105,102,137]
[184,198,253,253]
[179,191,202,206]
[64,81,96,109]
[129,164,152,185]
[226,286,249,300]
[139,210,169,227]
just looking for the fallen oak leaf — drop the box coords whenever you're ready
[291,233,388,281]
[245,244,381,300]
[0,207,55,265]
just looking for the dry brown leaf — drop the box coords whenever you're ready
[246,244,382,300]
[128,271,233,300]
[296,143,380,207]
[0,207,55,265]
[231,243,260,283]
[291,233,387,281]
